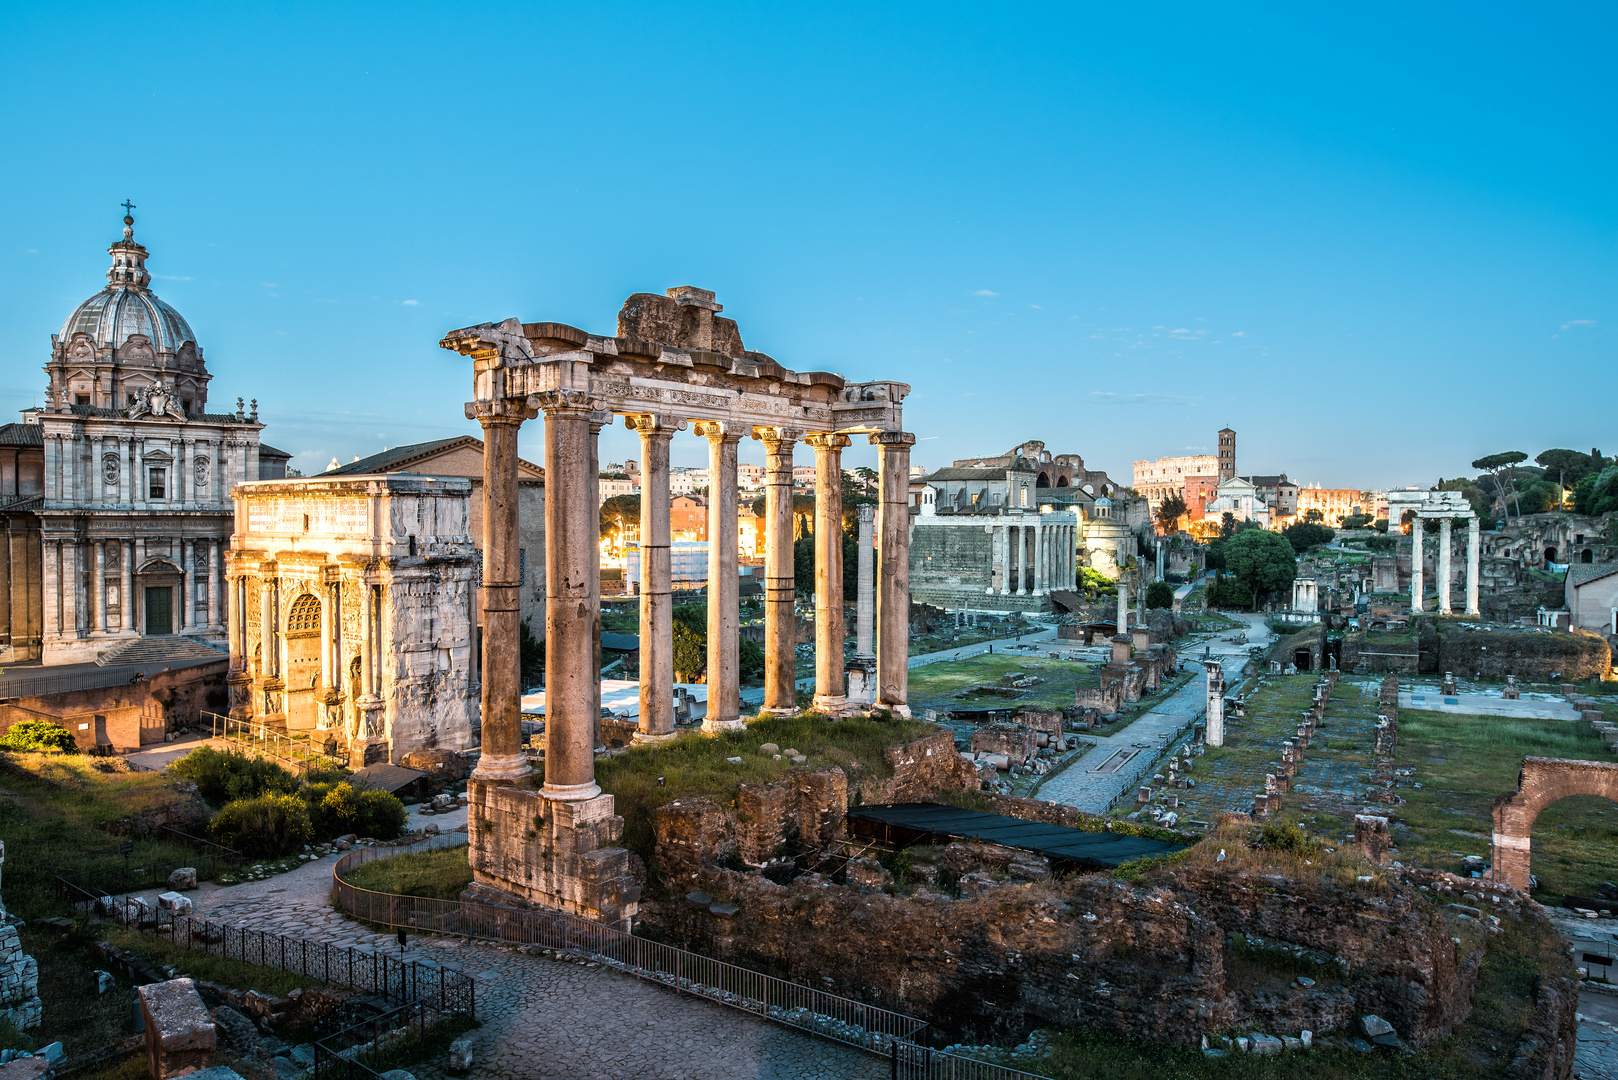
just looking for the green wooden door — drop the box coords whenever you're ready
[144,587,172,636]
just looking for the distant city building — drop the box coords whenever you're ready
[737,462,765,489]
[670,494,706,541]
[1294,486,1368,527]
[625,541,709,588]
[1132,453,1219,516]
[599,477,638,503]
[1183,475,1220,523]
[668,468,708,496]
[1217,427,1237,482]
[1242,474,1298,518]
[1206,476,1272,528]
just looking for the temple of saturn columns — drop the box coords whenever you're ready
[1387,490,1481,617]
[439,287,912,928]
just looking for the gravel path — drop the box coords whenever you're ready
[172,832,885,1080]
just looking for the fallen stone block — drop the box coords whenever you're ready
[138,978,216,1079]
[94,970,115,994]
[1360,1014,1394,1038]
[446,1034,475,1074]
[156,892,193,916]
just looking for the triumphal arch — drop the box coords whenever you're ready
[440,287,912,927]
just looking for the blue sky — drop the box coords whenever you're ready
[1,2,1611,488]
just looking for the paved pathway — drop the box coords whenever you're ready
[166,838,884,1080]
[1577,989,1618,1080]
[1034,614,1272,814]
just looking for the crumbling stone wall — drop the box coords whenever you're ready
[857,730,977,804]
[0,844,39,1031]
[1438,627,1610,681]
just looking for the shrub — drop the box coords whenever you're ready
[209,792,314,857]
[1258,821,1321,857]
[1144,581,1174,609]
[303,782,405,840]
[170,746,298,806]
[0,720,78,754]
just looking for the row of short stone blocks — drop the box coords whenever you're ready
[1249,673,1340,819]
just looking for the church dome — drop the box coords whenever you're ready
[54,213,201,364]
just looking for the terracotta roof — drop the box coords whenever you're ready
[1567,563,1618,588]
[328,436,542,480]
[0,423,43,447]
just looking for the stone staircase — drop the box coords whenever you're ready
[95,636,227,668]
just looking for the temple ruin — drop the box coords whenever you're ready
[440,287,913,926]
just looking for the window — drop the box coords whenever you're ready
[519,548,527,587]
[75,394,90,406]
[181,400,192,416]
[148,467,166,500]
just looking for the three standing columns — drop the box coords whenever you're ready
[756,427,802,715]
[807,434,850,715]
[696,422,744,732]
[872,431,914,716]
[630,414,684,742]
[471,399,535,785]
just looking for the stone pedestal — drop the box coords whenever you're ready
[137,978,215,1080]
[465,780,640,931]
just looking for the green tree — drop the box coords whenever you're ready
[1302,508,1325,524]
[1154,493,1188,535]
[1535,449,1594,510]
[1219,511,1236,539]
[600,495,641,552]
[1575,466,1618,516]
[519,617,544,684]
[1339,513,1373,529]
[0,720,78,754]
[1145,581,1174,609]
[1472,451,1529,521]
[1281,522,1335,553]
[1224,528,1298,611]
[1517,480,1562,515]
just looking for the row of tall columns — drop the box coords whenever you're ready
[1410,514,1483,618]
[46,537,224,637]
[470,396,915,795]
[989,521,1076,596]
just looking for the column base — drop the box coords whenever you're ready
[541,779,603,801]
[875,702,911,718]
[631,730,679,745]
[473,752,534,783]
[702,717,747,734]
[1465,607,1481,617]
[757,706,797,717]
[811,694,850,717]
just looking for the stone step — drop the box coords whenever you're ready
[96,635,226,667]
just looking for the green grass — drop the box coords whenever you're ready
[595,713,932,870]
[341,845,473,901]
[907,654,1099,713]
[15,930,132,1057]
[1395,708,1618,896]
[0,753,220,919]
[104,926,323,997]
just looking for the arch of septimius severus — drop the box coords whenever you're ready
[440,287,912,927]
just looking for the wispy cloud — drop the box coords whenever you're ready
[260,282,278,288]
[1029,304,1043,310]
[1561,319,1595,329]
[1088,391,1201,406]
[972,289,997,297]
[401,299,420,306]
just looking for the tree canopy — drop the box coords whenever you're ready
[1155,493,1188,534]
[1471,451,1528,521]
[1224,528,1298,610]
[1281,522,1335,553]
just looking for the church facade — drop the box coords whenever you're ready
[1,211,287,665]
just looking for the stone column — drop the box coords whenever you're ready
[260,574,277,678]
[1204,659,1225,747]
[64,541,79,637]
[134,439,145,507]
[179,438,190,505]
[871,431,914,716]
[359,578,373,696]
[206,540,219,629]
[1437,517,1453,615]
[1466,515,1481,616]
[588,411,610,748]
[807,433,850,714]
[1410,516,1425,614]
[95,541,107,633]
[756,427,802,715]
[630,414,682,741]
[697,422,744,732]
[319,576,334,689]
[995,524,1008,595]
[177,537,191,631]
[536,391,600,800]
[1009,525,1022,595]
[856,503,875,657]
[120,540,134,634]
[1116,569,1128,634]
[90,435,103,506]
[470,399,534,784]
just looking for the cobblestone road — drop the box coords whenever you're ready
[176,838,885,1080]
[1578,990,1618,1079]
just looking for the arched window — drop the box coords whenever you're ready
[286,593,321,635]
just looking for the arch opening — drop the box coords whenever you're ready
[1492,757,1618,892]
[284,593,323,731]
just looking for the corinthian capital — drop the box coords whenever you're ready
[532,389,598,417]
[868,430,916,448]
[464,399,536,425]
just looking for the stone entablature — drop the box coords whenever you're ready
[442,287,914,927]
[226,475,479,765]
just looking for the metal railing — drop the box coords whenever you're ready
[313,998,461,1080]
[206,712,348,775]
[55,847,243,906]
[69,894,475,1019]
[332,844,1050,1078]
[0,666,171,701]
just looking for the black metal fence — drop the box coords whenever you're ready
[0,666,163,701]
[55,849,242,908]
[313,998,460,1080]
[76,895,475,1018]
[333,844,1048,1078]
